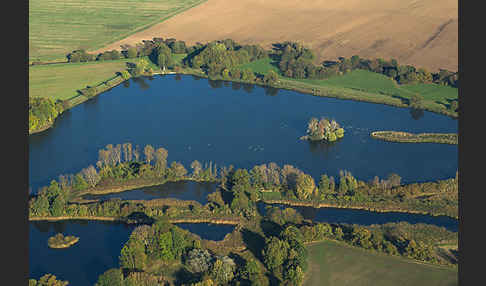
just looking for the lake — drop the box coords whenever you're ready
[82,180,218,204]
[29,220,235,286]
[29,75,457,194]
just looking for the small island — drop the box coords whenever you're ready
[48,233,79,249]
[370,131,458,144]
[300,117,345,142]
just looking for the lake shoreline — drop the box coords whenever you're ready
[28,67,457,136]
[262,199,458,220]
[370,131,458,145]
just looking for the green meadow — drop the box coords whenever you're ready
[239,58,458,111]
[304,240,457,286]
[29,59,132,100]
[29,0,206,61]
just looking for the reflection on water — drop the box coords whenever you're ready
[208,79,223,89]
[232,82,241,90]
[410,108,425,120]
[264,86,279,96]
[132,77,150,90]
[242,83,254,93]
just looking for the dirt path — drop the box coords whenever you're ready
[92,0,457,72]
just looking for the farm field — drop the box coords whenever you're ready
[96,0,458,72]
[29,0,207,61]
[304,240,457,286]
[29,59,132,101]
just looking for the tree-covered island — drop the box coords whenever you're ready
[47,233,79,249]
[300,117,345,142]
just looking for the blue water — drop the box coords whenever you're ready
[82,180,218,204]
[29,75,457,194]
[258,202,458,232]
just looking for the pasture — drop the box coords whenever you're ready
[29,59,132,100]
[304,240,457,286]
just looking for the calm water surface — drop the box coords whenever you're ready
[29,220,235,286]
[82,180,218,204]
[29,220,135,286]
[258,202,458,232]
[29,75,457,193]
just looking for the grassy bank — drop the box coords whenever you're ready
[29,0,207,61]
[370,131,458,144]
[303,240,457,286]
[238,59,458,118]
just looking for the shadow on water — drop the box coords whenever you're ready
[242,83,255,93]
[208,79,223,89]
[231,81,241,91]
[410,108,425,120]
[306,139,340,157]
[241,228,266,262]
[132,77,150,90]
[264,86,279,96]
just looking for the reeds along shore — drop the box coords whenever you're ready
[370,131,458,144]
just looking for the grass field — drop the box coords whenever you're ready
[29,59,132,100]
[238,57,280,76]
[304,240,457,286]
[29,0,206,61]
[239,58,458,110]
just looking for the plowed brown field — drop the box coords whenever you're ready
[93,0,457,72]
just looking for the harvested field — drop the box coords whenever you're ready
[29,0,207,61]
[95,0,458,72]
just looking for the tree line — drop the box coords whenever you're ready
[273,41,458,87]
[29,142,458,220]
[29,97,68,133]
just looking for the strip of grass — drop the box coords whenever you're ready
[29,59,132,100]
[304,240,457,286]
[29,0,207,61]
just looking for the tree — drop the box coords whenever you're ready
[49,195,66,216]
[144,145,155,164]
[185,248,213,273]
[191,160,203,178]
[262,237,289,271]
[409,94,424,109]
[120,239,146,270]
[264,70,278,84]
[450,100,458,111]
[126,47,138,58]
[295,173,316,200]
[81,165,101,187]
[154,147,168,171]
[210,257,235,284]
[241,69,255,81]
[32,274,69,286]
[95,268,123,286]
